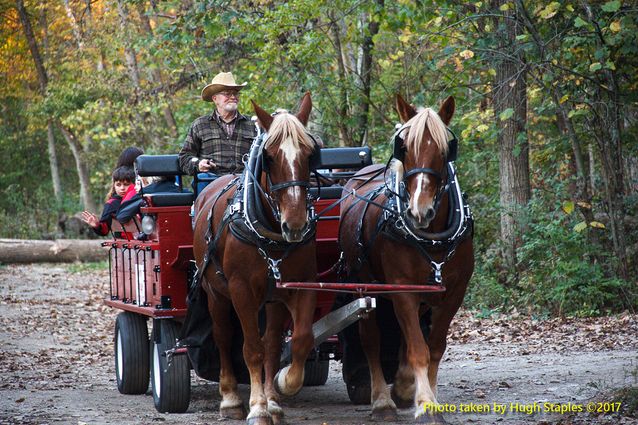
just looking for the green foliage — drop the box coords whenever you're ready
[2,0,637,317]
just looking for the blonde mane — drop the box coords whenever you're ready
[264,112,313,152]
[403,108,449,159]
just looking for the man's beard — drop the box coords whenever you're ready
[223,103,238,112]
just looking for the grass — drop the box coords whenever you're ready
[67,260,109,274]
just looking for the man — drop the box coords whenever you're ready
[178,71,257,193]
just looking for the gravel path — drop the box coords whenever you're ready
[0,263,636,425]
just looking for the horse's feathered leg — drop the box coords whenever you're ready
[389,294,438,420]
[207,288,246,420]
[392,336,416,408]
[231,280,272,425]
[263,302,287,425]
[274,290,315,397]
[359,309,398,421]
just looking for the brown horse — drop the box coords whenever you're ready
[339,95,474,424]
[192,93,318,425]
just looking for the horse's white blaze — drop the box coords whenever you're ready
[409,174,430,220]
[280,137,303,201]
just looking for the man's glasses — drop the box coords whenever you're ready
[219,91,240,98]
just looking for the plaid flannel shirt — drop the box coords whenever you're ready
[178,111,256,176]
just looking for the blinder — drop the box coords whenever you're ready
[392,127,458,163]
[259,132,321,196]
[260,133,321,180]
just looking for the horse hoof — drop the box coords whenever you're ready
[246,416,274,425]
[221,405,247,420]
[274,367,302,397]
[416,412,447,424]
[271,415,286,425]
[371,406,398,422]
[391,386,413,409]
[346,368,371,405]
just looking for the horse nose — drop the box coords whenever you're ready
[424,207,436,222]
[281,221,308,243]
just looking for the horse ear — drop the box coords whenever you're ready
[296,92,312,126]
[396,94,417,123]
[252,100,274,131]
[438,96,455,126]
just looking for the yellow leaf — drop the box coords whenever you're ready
[476,124,489,132]
[499,3,510,11]
[399,34,411,43]
[610,21,621,32]
[576,201,592,209]
[559,95,569,104]
[562,201,575,215]
[566,5,574,12]
[574,221,587,233]
[589,221,606,229]
[459,49,475,59]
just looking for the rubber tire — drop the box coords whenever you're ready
[303,359,329,386]
[150,320,191,413]
[114,312,150,395]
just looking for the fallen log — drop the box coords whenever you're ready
[0,239,106,264]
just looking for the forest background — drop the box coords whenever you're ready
[1,0,636,317]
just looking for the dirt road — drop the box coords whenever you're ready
[0,263,636,424]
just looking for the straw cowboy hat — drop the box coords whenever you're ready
[201,72,247,102]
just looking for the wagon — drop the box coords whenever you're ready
[101,147,421,413]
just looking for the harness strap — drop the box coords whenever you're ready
[191,178,239,290]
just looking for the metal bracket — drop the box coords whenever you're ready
[280,296,376,363]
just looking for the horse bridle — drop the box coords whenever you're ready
[258,132,321,222]
[391,124,457,216]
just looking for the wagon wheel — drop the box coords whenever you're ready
[150,319,191,413]
[114,312,150,394]
[303,359,329,386]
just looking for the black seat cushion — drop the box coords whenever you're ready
[309,186,344,199]
[135,154,183,177]
[147,192,194,207]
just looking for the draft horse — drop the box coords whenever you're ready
[192,93,318,425]
[339,95,474,423]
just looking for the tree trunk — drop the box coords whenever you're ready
[47,120,62,203]
[355,0,384,146]
[0,239,105,263]
[329,11,353,147]
[62,0,84,51]
[581,1,629,279]
[57,123,97,214]
[116,0,141,90]
[493,0,531,276]
[136,2,178,139]
[17,0,63,205]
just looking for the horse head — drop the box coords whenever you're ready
[394,94,455,230]
[251,92,316,243]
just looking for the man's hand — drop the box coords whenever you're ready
[198,159,216,172]
[81,211,100,228]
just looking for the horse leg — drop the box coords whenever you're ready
[390,294,442,424]
[232,290,272,425]
[207,291,246,420]
[391,336,416,408]
[263,302,287,425]
[359,310,398,421]
[274,290,315,397]
[426,293,465,400]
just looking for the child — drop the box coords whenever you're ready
[81,166,135,236]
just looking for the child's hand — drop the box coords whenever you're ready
[81,211,100,228]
